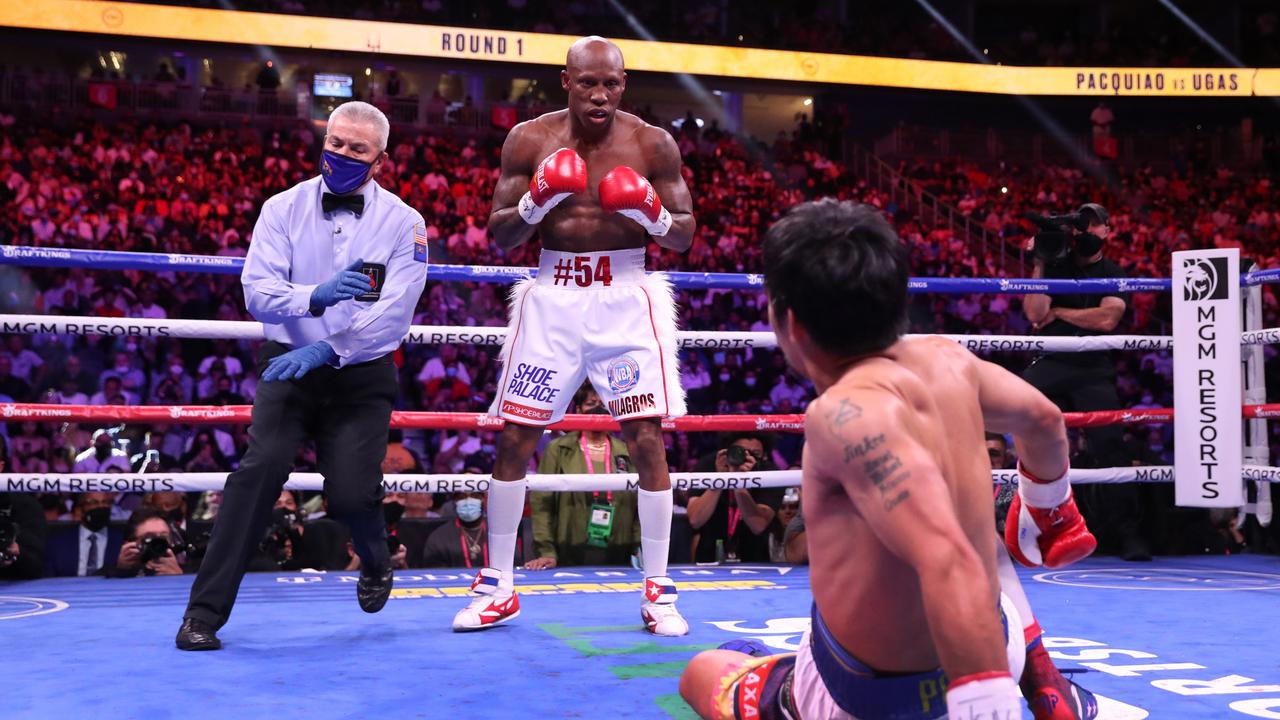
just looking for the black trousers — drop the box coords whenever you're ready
[184,342,397,629]
[1023,354,1149,553]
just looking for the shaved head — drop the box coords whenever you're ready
[566,35,625,72]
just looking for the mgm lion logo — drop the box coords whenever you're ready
[1182,257,1228,301]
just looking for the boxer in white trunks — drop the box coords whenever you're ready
[451,36,695,636]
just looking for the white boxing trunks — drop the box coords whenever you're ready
[489,248,686,426]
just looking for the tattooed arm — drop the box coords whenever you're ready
[806,388,1008,680]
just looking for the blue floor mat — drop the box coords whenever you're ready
[2,556,1278,719]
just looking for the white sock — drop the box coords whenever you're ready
[486,477,526,591]
[638,487,673,579]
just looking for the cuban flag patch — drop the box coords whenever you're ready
[644,576,678,605]
[413,222,429,263]
[470,567,502,596]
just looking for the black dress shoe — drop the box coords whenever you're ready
[175,618,222,651]
[357,566,394,613]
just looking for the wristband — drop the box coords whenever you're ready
[1016,461,1071,508]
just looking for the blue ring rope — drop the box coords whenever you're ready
[2,245,1261,294]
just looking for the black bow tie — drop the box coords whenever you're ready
[322,192,365,217]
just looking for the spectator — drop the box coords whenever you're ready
[418,344,472,406]
[43,491,122,577]
[433,429,482,474]
[421,490,505,569]
[72,429,132,473]
[988,432,1017,535]
[3,335,45,388]
[381,492,419,569]
[150,360,195,404]
[526,386,638,569]
[768,487,801,562]
[0,355,32,401]
[686,432,782,563]
[768,372,808,409]
[109,507,185,577]
[198,340,244,380]
[178,430,232,472]
[48,355,96,398]
[90,376,139,406]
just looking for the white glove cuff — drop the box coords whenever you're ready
[1017,462,1072,508]
[618,206,672,237]
[946,673,1019,720]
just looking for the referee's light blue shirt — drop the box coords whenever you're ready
[241,175,428,367]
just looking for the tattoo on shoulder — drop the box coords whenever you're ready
[862,449,912,512]
[828,399,862,427]
[843,434,885,463]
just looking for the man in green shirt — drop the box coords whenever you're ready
[525,386,640,569]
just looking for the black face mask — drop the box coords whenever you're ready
[1074,231,1105,258]
[383,502,405,526]
[82,507,111,532]
[94,445,112,461]
[166,508,184,525]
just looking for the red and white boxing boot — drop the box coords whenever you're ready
[1005,462,1097,569]
[452,567,521,632]
[640,576,688,636]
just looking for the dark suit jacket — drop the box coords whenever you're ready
[43,522,124,577]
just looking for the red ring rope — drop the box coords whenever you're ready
[3,403,1271,431]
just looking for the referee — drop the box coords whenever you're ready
[176,101,428,650]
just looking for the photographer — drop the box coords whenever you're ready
[1,439,48,580]
[111,507,185,577]
[252,490,314,571]
[1023,203,1151,561]
[686,433,782,563]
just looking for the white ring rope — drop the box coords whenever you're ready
[3,466,1278,494]
[0,313,1191,352]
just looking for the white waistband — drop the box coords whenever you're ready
[535,248,647,287]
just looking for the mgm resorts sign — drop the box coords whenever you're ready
[1171,249,1242,507]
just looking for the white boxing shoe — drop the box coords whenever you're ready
[452,567,521,632]
[641,576,688,636]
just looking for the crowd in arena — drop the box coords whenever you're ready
[2,76,1280,579]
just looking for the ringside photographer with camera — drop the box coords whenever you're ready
[1022,203,1153,561]
[0,442,48,580]
[111,507,185,577]
[686,433,782,563]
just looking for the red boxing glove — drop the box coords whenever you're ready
[1005,462,1097,569]
[598,166,672,237]
[518,148,587,224]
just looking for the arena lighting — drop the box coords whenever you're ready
[1155,0,1280,110]
[1157,0,1245,68]
[605,0,723,123]
[912,0,1112,188]
[4,0,1269,96]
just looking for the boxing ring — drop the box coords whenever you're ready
[3,246,1280,719]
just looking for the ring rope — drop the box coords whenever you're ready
[4,402,1276,429]
[0,314,1194,353]
[0,245,1225,294]
[3,466,1279,494]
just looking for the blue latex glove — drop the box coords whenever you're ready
[309,258,372,311]
[260,341,338,382]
